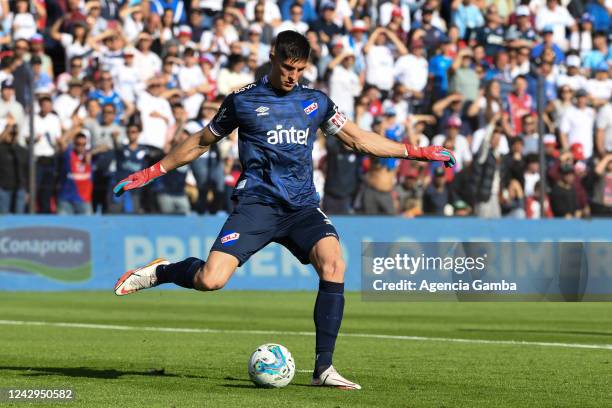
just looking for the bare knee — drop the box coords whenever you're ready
[318,258,346,283]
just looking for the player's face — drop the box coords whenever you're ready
[271,57,308,92]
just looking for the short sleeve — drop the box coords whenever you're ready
[208,93,239,139]
[319,94,347,137]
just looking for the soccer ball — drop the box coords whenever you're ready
[248,343,295,388]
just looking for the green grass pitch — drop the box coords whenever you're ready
[0,291,610,407]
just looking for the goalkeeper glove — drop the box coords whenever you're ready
[405,144,456,168]
[113,162,166,197]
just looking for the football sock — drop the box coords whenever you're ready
[313,280,345,378]
[155,257,203,289]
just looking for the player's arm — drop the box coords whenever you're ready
[114,94,238,197]
[113,127,217,196]
[332,119,456,166]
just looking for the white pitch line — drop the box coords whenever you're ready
[0,320,611,351]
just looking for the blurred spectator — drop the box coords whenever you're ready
[449,48,479,102]
[526,181,553,218]
[56,130,94,215]
[556,55,587,91]
[30,55,54,95]
[323,133,362,215]
[452,0,485,40]
[29,34,53,78]
[310,2,343,47]
[216,54,253,96]
[329,51,361,121]
[500,178,525,218]
[7,0,37,40]
[137,78,174,152]
[56,56,85,94]
[452,199,471,216]
[502,137,525,187]
[108,122,147,214]
[88,70,127,124]
[559,89,595,158]
[505,6,536,48]
[520,113,539,155]
[506,76,533,136]
[395,167,425,218]
[187,101,225,214]
[92,102,125,213]
[596,96,612,158]
[550,161,582,218]
[581,31,611,72]
[588,154,612,216]
[27,95,62,213]
[158,130,191,214]
[535,0,576,51]
[364,27,407,97]
[50,18,92,69]
[475,5,506,57]
[275,3,309,36]
[585,63,612,107]
[11,38,32,107]
[484,51,513,101]
[415,5,445,53]
[362,115,400,214]
[0,79,25,144]
[178,47,208,117]
[428,39,453,101]
[472,120,504,218]
[423,166,452,215]
[54,79,86,132]
[585,0,611,33]
[531,25,565,64]
[134,32,162,82]
[150,0,187,25]
[0,115,28,213]
[394,39,428,104]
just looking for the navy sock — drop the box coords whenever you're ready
[155,257,203,289]
[313,280,344,377]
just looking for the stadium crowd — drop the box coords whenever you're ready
[0,0,611,218]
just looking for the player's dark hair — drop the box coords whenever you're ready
[274,30,310,62]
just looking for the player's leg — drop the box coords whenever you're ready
[277,207,360,389]
[114,202,274,295]
[309,236,345,375]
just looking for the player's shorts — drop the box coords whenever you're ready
[210,202,339,266]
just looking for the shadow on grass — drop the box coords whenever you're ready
[458,328,612,337]
[221,383,313,389]
[0,366,214,380]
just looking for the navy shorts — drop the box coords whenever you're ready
[210,202,339,266]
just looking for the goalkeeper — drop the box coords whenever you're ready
[113,30,455,390]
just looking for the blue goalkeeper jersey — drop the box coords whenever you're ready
[208,75,347,209]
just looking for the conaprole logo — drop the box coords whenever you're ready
[0,227,91,282]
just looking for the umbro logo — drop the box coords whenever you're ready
[255,106,269,116]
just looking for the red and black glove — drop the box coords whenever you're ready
[113,162,166,197]
[405,144,457,168]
